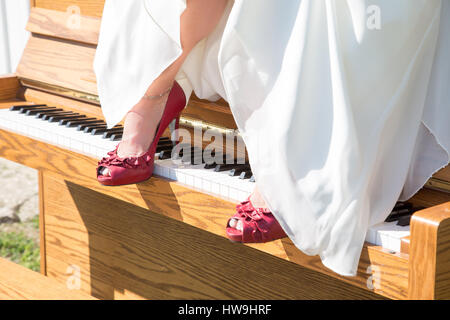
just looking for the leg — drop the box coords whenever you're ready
[101,0,228,176]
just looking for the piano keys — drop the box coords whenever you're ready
[0,103,419,254]
[0,104,255,204]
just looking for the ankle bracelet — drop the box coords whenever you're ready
[142,86,173,101]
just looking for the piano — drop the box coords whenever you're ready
[0,1,449,300]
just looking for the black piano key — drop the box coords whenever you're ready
[84,125,107,133]
[61,117,98,126]
[385,202,413,222]
[204,163,217,169]
[48,114,85,123]
[229,164,251,176]
[397,206,426,226]
[102,128,123,139]
[158,149,172,160]
[92,125,122,135]
[204,156,228,169]
[396,214,412,227]
[182,147,204,164]
[156,144,173,153]
[393,202,413,211]
[157,139,174,147]
[34,110,67,118]
[170,144,188,158]
[77,121,106,131]
[214,163,249,172]
[384,208,412,222]
[10,104,46,111]
[34,109,71,117]
[189,154,205,165]
[183,154,204,165]
[204,153,229,165]
[110,134,122,141]
[38,111,74,120]
[26,108,62,115]
[68,119,103,128]
[91,127,109,135]
[48,114,83,122]
[204,157,243,169]
[158,144,187,160]
[42,113,76,121]
[239,171,253,179]
[20,106,54,114]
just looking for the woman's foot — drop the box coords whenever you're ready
[226,187,287,243]
[228,187,268,232]
[99,91,169,177]
[97,82,186,186]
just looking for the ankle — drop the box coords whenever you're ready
[132,98,167,117]
[142,85,173,101]
[117,136,149,158]
[250,191,267,209]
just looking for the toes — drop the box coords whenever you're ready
[228,218,243,233]
[229,218,237,228]
[100,167,111,177]
[236,219,243,232]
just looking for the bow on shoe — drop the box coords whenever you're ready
[98,149,153,169]
[236,202,273,242]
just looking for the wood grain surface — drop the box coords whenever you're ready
[27,7,100,45]
[0,258,95,300]
[434,166,450,183]
[408,203,450,299]
[22,87,103,119]
[35,0,105,17]
[42,172,382,300]
[17,35,98,95]
[0,75,20,100]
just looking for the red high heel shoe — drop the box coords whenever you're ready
[226,197,287,243]
[97,81,186,186]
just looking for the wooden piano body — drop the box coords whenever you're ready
[0,1,449,300]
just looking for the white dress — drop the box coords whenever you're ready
[94,0,450,276]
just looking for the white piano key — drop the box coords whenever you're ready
[211,181,220,196]
[229,187,239,202]
[365,221,410,253]
[202,179,212,194]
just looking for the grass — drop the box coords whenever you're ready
[0,216,40,272]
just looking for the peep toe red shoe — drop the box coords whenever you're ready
[226,197,287,243]
[97,81,186,186]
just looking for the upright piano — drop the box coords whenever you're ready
[0,1,449,300]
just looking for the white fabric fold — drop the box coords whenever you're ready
[94,0,449,276]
